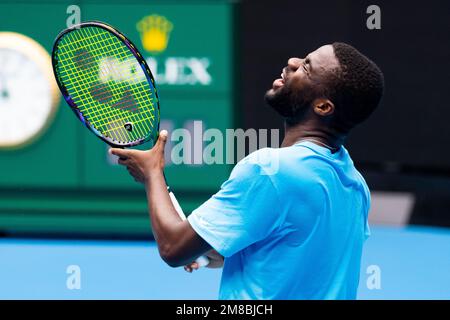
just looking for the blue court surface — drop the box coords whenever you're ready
[0,225,449,300]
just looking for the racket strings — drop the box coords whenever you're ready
[73,28,151,140]
[56,32,147,142]
[54,26,158,144]
[64,28,148,131]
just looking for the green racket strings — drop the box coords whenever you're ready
[54,26,158,144]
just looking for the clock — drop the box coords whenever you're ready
[0,32,59,149]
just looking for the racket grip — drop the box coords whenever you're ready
[168,191,210,268]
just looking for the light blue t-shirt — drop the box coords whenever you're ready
[188,141,371,300]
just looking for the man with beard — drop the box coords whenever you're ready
[110,42,384,299]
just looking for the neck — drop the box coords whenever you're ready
[281,120,347,150]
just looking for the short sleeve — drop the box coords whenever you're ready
[187,156,282,257]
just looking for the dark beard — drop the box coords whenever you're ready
[264,84,312,124]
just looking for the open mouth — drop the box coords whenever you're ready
[272,71,285,90]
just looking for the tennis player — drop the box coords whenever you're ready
[110,42,384,299]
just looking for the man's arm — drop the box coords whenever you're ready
[144,169,211,267]
[110,131,212,267]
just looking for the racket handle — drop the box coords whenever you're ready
[168,191,210,268]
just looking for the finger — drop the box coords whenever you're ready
[118,158,129,166]
[127,167,139,178]
[127,168,143,183]
[109,148,131,159]
[184,266,192,273]
[127,166,139,175]
[191,262,199,270]
[155,130,168,150]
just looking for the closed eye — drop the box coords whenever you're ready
[302,63,309,74]
[303,56,313,73]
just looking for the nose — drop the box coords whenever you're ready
[287,57,302,71]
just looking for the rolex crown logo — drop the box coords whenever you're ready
[137,15,173,54]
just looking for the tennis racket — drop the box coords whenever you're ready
[52,21,209,267]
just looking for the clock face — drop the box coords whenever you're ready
[0,33,59,149]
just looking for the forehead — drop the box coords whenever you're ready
[308,45,339,72]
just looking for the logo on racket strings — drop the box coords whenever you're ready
[72,50,142,114]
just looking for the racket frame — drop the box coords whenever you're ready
[51,21,160,148]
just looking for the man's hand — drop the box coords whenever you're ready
[184,250,224,272]
[109,130,168,184]
[111,129,212,267]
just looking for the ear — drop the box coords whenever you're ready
[312,98,335,116]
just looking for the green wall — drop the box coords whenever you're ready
[0,0,236,236]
